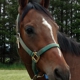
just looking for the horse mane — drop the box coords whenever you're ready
[58,32,80,55]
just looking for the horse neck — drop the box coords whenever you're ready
[63,51,80,80]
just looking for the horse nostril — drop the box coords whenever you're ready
[54,68,62,80]
[54,68,70,80]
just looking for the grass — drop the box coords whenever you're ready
[0,63,31,80]
[0,63,26,70]
[0,70,31,80]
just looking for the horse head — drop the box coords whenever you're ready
[16,0,71,80]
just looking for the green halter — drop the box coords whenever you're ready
[16,12,59,75]
[19,35,59,75]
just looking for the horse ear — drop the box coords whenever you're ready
[18,0,29,10]
[40,0,50,9]
[44,0,50,8]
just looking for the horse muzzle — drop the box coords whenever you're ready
[47,67,71,80]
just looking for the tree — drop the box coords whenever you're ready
[50,0,80,42]
[0,0,19,63]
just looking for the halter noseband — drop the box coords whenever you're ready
[16,2,60,79]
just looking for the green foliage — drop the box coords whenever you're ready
[50,0,80,42]
[0,0,19,63]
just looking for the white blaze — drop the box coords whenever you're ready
[42,18,62,57]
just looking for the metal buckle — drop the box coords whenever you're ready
[32,52,40,63]
[16,33,20,48]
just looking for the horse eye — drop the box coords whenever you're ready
[25,26,34,34]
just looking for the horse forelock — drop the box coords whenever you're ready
[58,32,80,55]
[21,2,53,21]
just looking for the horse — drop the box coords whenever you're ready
[58,32,80,80]
[16,0,71,80]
